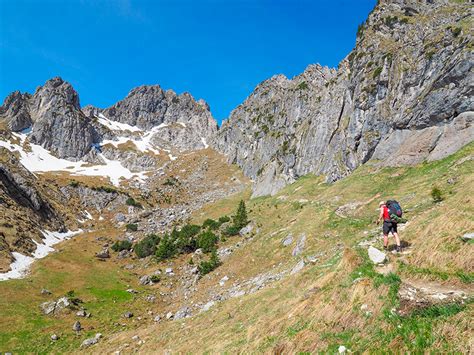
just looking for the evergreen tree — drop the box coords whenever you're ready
[233,200,248,229]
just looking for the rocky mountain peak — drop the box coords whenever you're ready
[0,91,32,131]
[212,0,473,196]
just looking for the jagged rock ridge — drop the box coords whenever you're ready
[212,0,473,196]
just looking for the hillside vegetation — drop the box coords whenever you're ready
[0,143,472,353]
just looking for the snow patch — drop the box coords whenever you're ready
[97,113,142,132]
[0,230,82,281]
[0,133,147,187]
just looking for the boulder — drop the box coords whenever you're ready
[292,234,306,256]
[282,234,293,246]
[461,232,474,242]
[368,246,386,264]
[81,333,102,348]
[290,259,306,275]
[174,306,191,320]
[72,321,82,331]
[95,248,110,259]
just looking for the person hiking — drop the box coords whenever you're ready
[377,201,402,252]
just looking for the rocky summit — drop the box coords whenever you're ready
[212,0,473,196]
[0,0,473,353]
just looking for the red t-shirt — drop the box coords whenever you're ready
[382,205,390,220]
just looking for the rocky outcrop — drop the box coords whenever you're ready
[0,91,32,131]
[212,0,474,196]
[28,77,97,159]
[0,148,67,271]
[0,77,98,159]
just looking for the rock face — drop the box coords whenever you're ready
[95,85,218,151]
[0,91,32,131]
[212,0,474,196]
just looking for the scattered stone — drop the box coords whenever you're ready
[40,301,57,315]
[123,311,133,318]
[139,275,152,285]
[290,259,305,275]
[174,306,191,320]
[461,232,474,242]
[190,266,199,274]
[132,335,140,341]
[117,250,130,259]
[154,315,161,322]
[40,297,71,315]
[72,321,82,331]
[126,288,139,294]
[145,295,156,303]
[115,213,126,222]
[76,310,87,317]
[282,234,293,246]
[200,301,215,312]
[292,234,306,256]
[41,288,52,295]
[81,333,102,348]
[368,246,386,264]
[219,275,229,286]
[96,248,110,259]
[306,255,319,263]
[165,267,174,275]
[338,345,347,354]
[51,334,59,341]
[166,312,174,320]
[239,224,253,236]
[360,304,368,311]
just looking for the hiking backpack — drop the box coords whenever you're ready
[386,200,403,223]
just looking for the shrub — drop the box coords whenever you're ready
[126,223,138,232]
[373,67,383,79]
[126,197,142,208]
[451,27,462,37]
[135,234,160,258]
[197,231,219,253]
[224,225,240,236]
[297,81,308,90]
[69,180,79,188]
[155,235,177,261]
[233,200,249,229]
[431,187,443,203]
[218,216,230,224]
[176,225,200,252]
[198,250,221,276]
[92,185,117,194]
[202,218,220,230]
[150,275,161,283]
[111,240,132,252]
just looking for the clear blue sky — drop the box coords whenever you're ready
[0,0,375,123]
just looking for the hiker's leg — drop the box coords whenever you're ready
[383,234,389,248]
[393,232,401,247]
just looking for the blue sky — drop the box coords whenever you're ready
[0,0,375,123]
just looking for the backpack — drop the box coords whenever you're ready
[386,200,404,223]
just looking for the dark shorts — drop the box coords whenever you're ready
[383,221,398,235]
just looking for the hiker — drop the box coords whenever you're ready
[377,201,402,252]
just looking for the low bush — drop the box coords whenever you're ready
[197,231,218,253]
[135,234,160,258]
[176,224,200,253]
[155,235,177,261]
[126,223,138,232]
[218,215,230,224]
[69,180,79,188]
[198,250,221,276]
[431,187,443,203]
[224,225,240,236]
[111,240,132,252]
[150,275,161,283]
[126,197,142,208]
[202,218,220,230]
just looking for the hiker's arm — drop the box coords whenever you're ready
[377,207,383,224]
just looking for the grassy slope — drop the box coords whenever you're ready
[0,143,472,353]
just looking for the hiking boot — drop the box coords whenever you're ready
[396,246,402,253]
[383,246,388,251]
